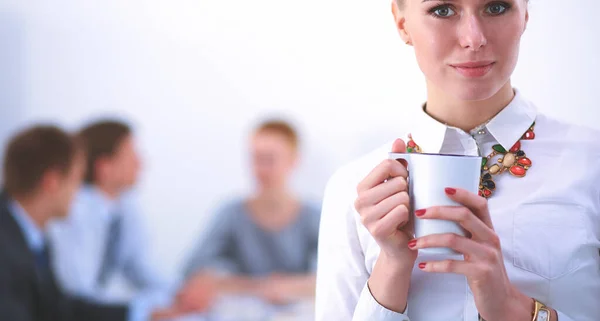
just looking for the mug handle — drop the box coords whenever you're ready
[388,152,411,169]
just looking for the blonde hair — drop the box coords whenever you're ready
[254,119,299,150]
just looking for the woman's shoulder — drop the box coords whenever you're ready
[212,197,247,220]
[299,199,319,212]
[534,114,600,186]
[299,200,322,221]
[535,113,600,151]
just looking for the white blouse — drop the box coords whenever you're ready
[315,90,600,321]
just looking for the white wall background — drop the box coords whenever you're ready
[1,0,599,277]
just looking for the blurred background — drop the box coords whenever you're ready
[1,0,599,318]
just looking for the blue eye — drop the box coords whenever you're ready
[486,3,509,15]
[431,5,457,18]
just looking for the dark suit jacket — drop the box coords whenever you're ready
[0,193,129,321]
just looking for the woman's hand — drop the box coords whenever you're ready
[176,272,219,313]
[409,187,535,321]
[354,138,417,266]
[354,139,416,313]
[254,273,311,305]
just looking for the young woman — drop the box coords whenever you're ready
[179,120,321,309]
[316,1,600,320]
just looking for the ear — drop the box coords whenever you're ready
[40,169,61,193]
[93,157,111,182]
[523,9,529,33]
[391,0,412,46]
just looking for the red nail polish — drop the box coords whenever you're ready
[415,209,426,217]
[418,262,426,269]
[408,240,417,248]
[445,187,457,195]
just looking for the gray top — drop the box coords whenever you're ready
[183,199,321,278]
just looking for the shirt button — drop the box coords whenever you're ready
[477,130,486,135]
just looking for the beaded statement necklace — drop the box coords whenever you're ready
[406,122,536,199]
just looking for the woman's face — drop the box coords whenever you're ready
[394,0,528,101]
[250,131,297,190]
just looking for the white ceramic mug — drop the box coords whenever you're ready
[389,152,482,255]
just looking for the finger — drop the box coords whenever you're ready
[391,138,409,167]
[180,293,209,312]
[411,233,495,261]
[368,203,410,239]
[178,291,195,303]
[420,259,497,281]
[177,296,194,311]
[357,159,408,193]
[445,187,493,228]
[355,176,407,209]
[391,138,407,154]
[418,259,471,275]
[360,191,409,225]
[417,206,496,242]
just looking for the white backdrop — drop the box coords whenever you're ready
[1,0,599,277]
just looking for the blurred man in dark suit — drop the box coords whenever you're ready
[0,125,183,321]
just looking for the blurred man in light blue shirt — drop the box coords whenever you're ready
[48,120,213,320]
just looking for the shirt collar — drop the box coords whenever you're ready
[8,200,45,252]
[79,184,120,220]
[410,89,537,153]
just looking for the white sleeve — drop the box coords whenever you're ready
[556,310,575,321]
[315,170,410,321]
[120,196,175,296]
[354,283,410,321]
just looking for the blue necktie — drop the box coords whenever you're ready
[96,214,122,286]
[34,241,54,287]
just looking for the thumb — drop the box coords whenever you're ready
[391,138,407,153]
[391,138,409,168]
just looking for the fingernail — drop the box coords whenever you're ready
[408,239,417,248]
[445,187,456,195]
[418,262,426,269]
[415,209,426,217]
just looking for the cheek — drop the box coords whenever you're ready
[412,25,452,77]
[128,160,139,176]
[132,154,141,170]
[494,27,523,74]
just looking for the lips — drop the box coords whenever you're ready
[450,61,495,78]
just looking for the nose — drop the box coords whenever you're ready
[458,14,487,51]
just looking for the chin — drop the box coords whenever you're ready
[258,182,275,190]
[448,80,506,102]
[57,210,70,219]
